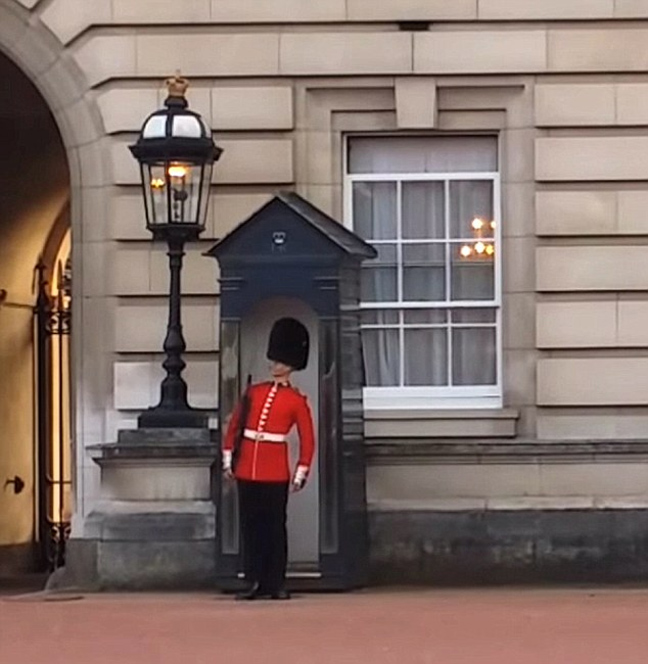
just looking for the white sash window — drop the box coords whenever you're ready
[345,136,502,409]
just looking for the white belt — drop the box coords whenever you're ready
[244,429,287,443]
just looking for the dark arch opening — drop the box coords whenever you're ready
[0,52,71,586]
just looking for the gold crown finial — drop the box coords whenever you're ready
[165,71,189,99]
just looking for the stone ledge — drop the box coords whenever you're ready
[366,439,648,463]
[88,427,219,464]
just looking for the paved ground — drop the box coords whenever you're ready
[2,587,648,663]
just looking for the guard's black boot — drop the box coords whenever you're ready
[235,582,262,601]
[270,588,291,600]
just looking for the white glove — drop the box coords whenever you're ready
[291,465,309,491]
[222,450,233,478]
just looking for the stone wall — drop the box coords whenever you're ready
[6,0,648,582]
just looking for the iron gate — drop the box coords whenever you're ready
[34,257,72,571]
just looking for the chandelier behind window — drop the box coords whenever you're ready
[459,217,495,260]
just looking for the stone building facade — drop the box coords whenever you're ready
[3,0,648,586]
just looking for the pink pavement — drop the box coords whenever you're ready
[2,588,648,664]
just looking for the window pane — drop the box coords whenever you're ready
[362,328,400,387]
[403,244,446,302]
[404,329,448,386]
[450,180,495,240]
[452,308,496,324]
[404,309,447,325]
[348,136,498,174]
[352,181,397,240]
[452,328,497,386]
[402,181,445,239]
[451,243,495,301]
[362,310,399,326]
[362,245,397,302]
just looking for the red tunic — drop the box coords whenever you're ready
[223,381,316,483]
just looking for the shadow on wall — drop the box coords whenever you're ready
[0,52,69,572]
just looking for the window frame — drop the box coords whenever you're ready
[343,139,503,410]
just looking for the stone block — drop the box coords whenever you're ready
[369,509,648,584]
[211,0,346,22]
[479,0,613,19]
[211,86,293,130]
[535,84,615,127]
[110,140,139,186]
[98,89,162,134]
[537,412,648,440]
[537,357,648,406]
[115,300,218,353]
[503,237,535,293]
[415,30,547,74]
[98,540,216,590]
[113,359,218,411]
[136,33,280,77]
[615,0,648,17]
[149,243,218,295]
[348,0,477,21]
[113,0,210,21]
[536,301,616,348]
[618,302,648,346]
[111,244,151,295]
[367,463,541,501]
[503,293,535,350]
[549,29,648,72]
[102,466,211,502]
[280,32,413,76]
[395,77,437,129]
[536,137,648,181]
[618,191,648,234]
[502,129,535,184]
[110,194,150,240]
[41,0,111,45]
[73,34,137,86]
[539,463,648,497]
[536,191,616,236]
[537,246,648,291]
[215,139,294,185]
[616,84,648,125]
[501,183,535,238]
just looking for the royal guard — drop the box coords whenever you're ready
[222,317,316,600]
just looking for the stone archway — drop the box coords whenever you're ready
[0,0,108,581]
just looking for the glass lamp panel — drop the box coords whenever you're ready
[167,161,198,224]
[198,163,213,230]
[146,163,168,227]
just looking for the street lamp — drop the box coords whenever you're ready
[129,73,223,428]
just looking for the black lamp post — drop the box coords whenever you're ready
[129,73,222,428]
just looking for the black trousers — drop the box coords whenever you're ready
[238,480,289,592]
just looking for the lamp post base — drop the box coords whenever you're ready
[138,406,208,429]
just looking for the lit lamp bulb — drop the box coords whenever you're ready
[475,241,486,255]
[151,178,165,189]
[471,217,484,231]
[485,244,495,257]
[490,220,496,230]
[460,245,472,258]
[168,164,189,178]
